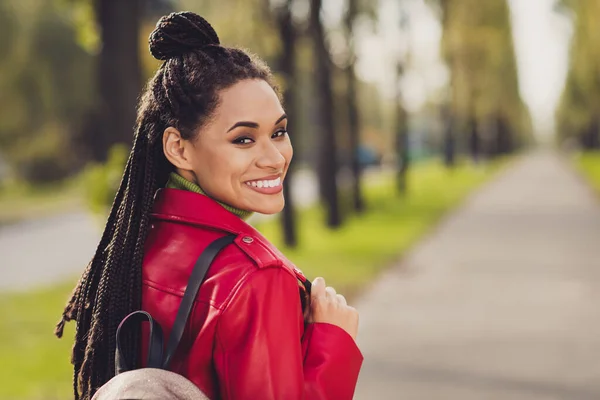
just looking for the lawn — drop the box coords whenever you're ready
[0,157,507,399]
[575,151,600,195]
[0,179,82,227]
[0,282,76,400]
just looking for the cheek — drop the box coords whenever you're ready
[198,149,249,184]
[193,149,229,189]
[281,141,293,164]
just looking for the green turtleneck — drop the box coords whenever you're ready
[166,172,253,220]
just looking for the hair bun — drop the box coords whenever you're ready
[149,12,220,61]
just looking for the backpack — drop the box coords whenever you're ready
[92,234,235,400]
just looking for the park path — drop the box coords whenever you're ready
[354,150,600,400]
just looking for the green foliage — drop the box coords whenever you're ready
[79,144,128,214]
[0,177,82,226]
[556,1,600,148]
[0,0,95,183]
[430,0,532,147]
[9,122,77,182]
[575,151,600,194]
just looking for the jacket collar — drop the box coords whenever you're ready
[151,188,257,235]
[152,188,311,288]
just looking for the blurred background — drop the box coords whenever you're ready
[1,0,600,399]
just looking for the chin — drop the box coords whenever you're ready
[248,198,285,215]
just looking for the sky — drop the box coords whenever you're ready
[352,0,573,140]
[507,0,572,138]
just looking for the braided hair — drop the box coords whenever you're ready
[55,12,275,399]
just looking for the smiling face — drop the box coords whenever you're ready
[162,79,293,215]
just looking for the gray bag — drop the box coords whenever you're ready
[92,368,208,400]
[92,235,235,400]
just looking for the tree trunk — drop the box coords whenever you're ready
[495,116,513,155]
[275,1,298,247]
[442,108,456,167]
[581,116,600,150]
[310,0,342,228]
[468,117,481,163]
[89,0,142,161]
[344,0,364,213]
[396,102,409,194]
[395,64,409,194]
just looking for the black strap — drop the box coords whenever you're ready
[301,278,312,294]
[162,234,235,369]
[115,311,164,374]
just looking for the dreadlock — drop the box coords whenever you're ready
[54,11,275,399]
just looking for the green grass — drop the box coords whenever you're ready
[0,282,76,400]
[0,157,507,399]
[575,151,600,195]
[0,179,83,226]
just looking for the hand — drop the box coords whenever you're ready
[308,277,359,341]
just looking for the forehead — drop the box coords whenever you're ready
[216,79,283,125]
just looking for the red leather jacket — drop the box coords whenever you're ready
[141,188,363,399]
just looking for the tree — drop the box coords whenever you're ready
[343,0,365,211]
[84,0,143,162]
[310,0,342,228]
[274,0,300,247]
[428,0,531,160]
[395,8,410,193]
[0,0,95,182]
[556,0,600,149]
[395,63,410,193]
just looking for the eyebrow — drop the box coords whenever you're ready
[227,113,287,132]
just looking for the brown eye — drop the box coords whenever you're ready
[272,130,287,139]
[233,137,254,145]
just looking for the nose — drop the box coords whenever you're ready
[256,139,286,171]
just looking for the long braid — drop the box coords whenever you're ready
[56,11,276,399]
[54,153,134,341]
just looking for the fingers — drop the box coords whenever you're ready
[311,277,348,311]
[313,278,346,306]
[325,286,337,299]
[311,277,326,299]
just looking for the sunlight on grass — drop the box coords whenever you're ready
[575,151,600,195]
[0,282,76,399]
[0,179,83,226]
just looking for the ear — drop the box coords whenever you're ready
[162,127,194,171]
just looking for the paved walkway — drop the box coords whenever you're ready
[355,151,600,400]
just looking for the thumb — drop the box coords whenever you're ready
[311,277,326,300]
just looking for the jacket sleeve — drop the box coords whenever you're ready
[214,267,363,400]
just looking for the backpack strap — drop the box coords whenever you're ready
[115,311,164,375]
[161,234,236,369]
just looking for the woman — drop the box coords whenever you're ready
[56,11,362,400]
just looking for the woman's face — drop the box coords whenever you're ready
[172,79,293,215]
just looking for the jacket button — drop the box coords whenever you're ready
[242,236,254,244]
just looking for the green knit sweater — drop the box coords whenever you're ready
[166,172,253,220]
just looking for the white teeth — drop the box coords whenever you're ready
[246,177,282,188]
